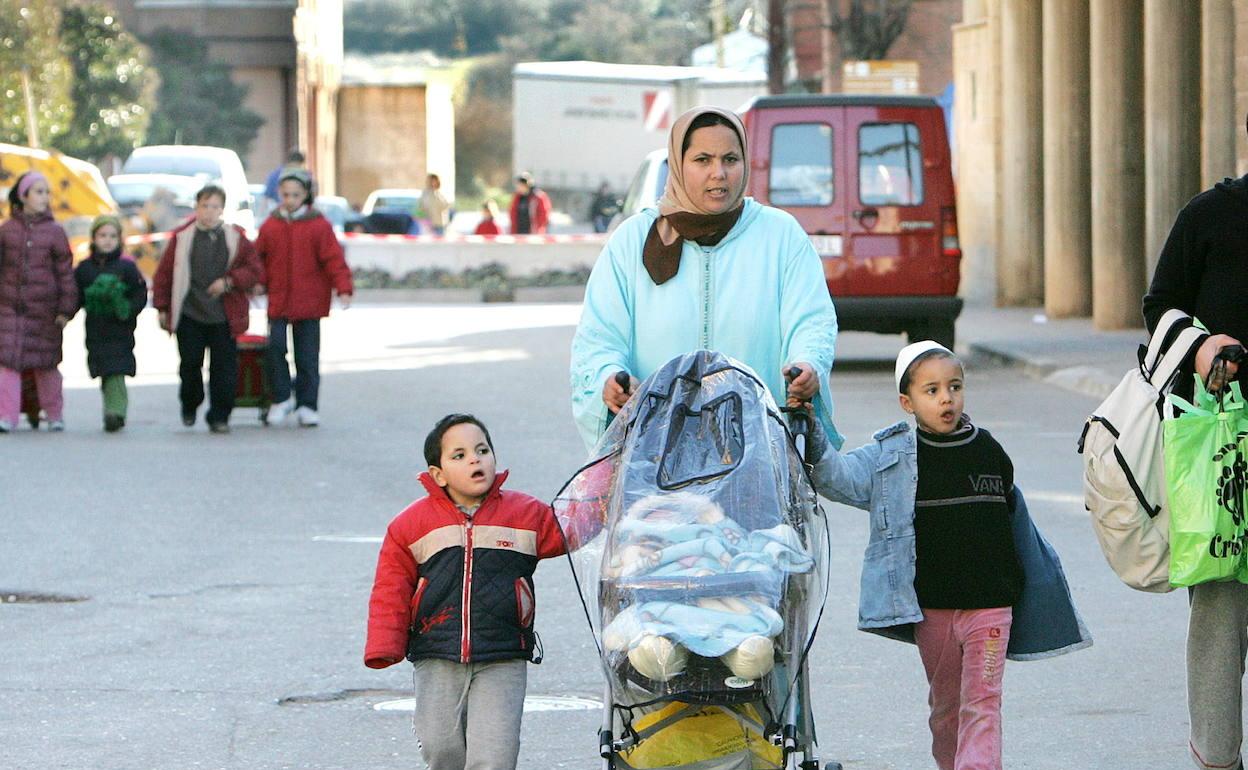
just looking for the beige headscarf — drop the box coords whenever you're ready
[642,106,750,285]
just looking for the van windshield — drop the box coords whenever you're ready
[769,123,834,207]
[123,154,222,179]
[858,123,924,206]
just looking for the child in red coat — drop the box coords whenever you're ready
[365,414,566,770]
[255,168,353,427]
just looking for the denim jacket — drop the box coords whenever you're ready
[812,420,1092,661]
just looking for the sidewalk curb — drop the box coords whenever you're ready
[968,341,1120,402]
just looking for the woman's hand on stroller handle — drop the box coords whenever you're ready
[604,370,638,414]
[784,362,818,402]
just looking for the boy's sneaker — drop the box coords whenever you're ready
[103,414,124,433]
[207,420,231,434]
[269,397,296,423]
[296,406,319,427]
[47,420,65,432]
[181,408,196,427]
[0,419,12,433]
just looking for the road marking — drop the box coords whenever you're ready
[373,695,602,713]
[1027,491,1084,506]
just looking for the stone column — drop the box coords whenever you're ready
[1204,0,1236,186]
[998,0,1044,305]
[1042,0,1091,317]
[1090,0,1145,329]
[1144,1,1201,280]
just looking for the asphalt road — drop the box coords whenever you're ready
[1,303,1191,769]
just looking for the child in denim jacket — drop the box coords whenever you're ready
[810,341,1090,770]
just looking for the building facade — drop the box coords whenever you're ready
[954,0,1247,326]
[789,0,962,95]
[335,53,456,207]
[110,0,340,188]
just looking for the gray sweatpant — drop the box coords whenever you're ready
[411,658,527,770]
[1188,581,1248,770]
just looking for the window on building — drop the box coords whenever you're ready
[769,123,834,207]
[858,123,923,206]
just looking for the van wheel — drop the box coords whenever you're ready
[908,320,955,349]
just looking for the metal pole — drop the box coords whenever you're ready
[20,67,39,149]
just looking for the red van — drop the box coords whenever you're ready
[740,94,962,347]
[616,95,962,346]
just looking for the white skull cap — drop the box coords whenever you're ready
[895,340,954,392]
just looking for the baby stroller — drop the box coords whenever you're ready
[553,351,836,770]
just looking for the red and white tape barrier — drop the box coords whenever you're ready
[122,230,606,247]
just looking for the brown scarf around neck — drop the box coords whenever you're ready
[642,208,744,285]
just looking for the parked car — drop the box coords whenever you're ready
[314,195,364,233]
[249,183,275,226]
[616,95,962,347]
[122,145,255,231]
[361,188,423,218]
[107,173,199,220]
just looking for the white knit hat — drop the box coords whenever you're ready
[895,341,954,392]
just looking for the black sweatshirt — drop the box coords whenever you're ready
[913,421,1023,610]
[1143,175,1248,391]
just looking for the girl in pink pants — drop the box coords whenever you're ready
[0,172,77,432]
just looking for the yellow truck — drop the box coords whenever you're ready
[0,143,120,260]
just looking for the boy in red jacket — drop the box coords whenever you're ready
[365,414,566,770]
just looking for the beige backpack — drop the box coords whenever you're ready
[1078,309,1205,592]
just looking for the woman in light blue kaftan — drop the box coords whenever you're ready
[570,106,841,453]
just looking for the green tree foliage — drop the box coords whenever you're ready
[144,28,264,158]
[58,3,157,160]
[0,0,73,147]
[454,55,513,194]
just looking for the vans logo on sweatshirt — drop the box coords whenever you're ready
[968,474,1005,496]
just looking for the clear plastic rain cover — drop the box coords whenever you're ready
[555,351,830,717]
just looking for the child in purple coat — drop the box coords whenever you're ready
[0,172,77,432]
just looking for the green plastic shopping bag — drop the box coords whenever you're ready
[1165,378,1248,587]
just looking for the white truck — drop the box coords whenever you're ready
[512,61,766,196]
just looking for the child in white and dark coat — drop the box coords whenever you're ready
[810,341,1090,770]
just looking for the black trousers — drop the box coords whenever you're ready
[176,316,237,424]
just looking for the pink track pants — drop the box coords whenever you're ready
[914,606,1013,770]
[0,366,64,424]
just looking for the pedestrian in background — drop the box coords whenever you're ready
[255,167,353,428]
[264,148,306,204]
[1143,113,1248,770]
[73,215,147,432]
[153,185,263,433]
[421,173,451,236]
[474,199,502,235]
[365,414,566,770]
[589,181,619,233]
[509,172,551,235]
[0,171,77,433]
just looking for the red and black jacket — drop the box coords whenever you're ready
[364,471,566,669]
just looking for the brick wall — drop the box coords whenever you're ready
[789,0,962,95]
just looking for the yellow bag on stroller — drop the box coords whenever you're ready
[619,701,783,770]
